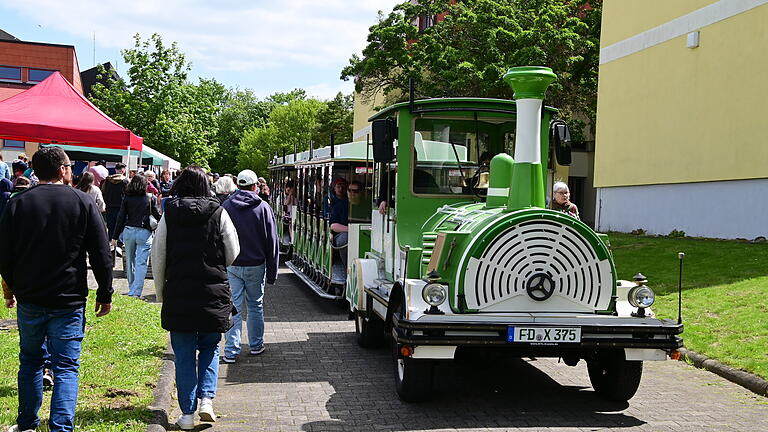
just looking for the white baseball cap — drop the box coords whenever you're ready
[237,169,259,186]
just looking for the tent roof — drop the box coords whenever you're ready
[0,72,142,151]
[46,143,179,168]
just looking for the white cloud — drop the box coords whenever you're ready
[304,80,355,101]
[4,0,402,72]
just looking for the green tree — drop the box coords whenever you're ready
[237,126,276,175]
[209,89,274,174]
[90,33,226,167]
[314,92,354,146]
[341,0,601,137]
[236,98,326,175]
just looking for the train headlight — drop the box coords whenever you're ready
[422,283,447,307]
[628,285,655,308]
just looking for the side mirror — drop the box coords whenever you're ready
[550,120,572,166]
[372,118,397,162]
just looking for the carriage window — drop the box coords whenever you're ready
[413,117,514,195]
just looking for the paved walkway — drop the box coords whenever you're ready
[163,267,768,432]
[111,262,768,431]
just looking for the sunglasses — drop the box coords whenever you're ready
[348,188,361,193]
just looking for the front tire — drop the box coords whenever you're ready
[392,339,434,402]
[587,351,643,401]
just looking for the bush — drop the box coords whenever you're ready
[667,229,686,238]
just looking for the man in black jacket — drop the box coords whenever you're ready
[0,146,113,432]
[102,162,129,240]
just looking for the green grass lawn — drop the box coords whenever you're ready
[0,291,167,431]
[609,233,768,379]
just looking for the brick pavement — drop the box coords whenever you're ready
[112,263,768,432]
[163,266,768,432]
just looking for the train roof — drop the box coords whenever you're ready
[368,97,558,121]
[269,141,369,168]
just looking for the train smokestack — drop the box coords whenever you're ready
[502,66,557,211]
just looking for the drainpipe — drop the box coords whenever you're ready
[503,66,557,211]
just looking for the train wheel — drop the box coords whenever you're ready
[587,351,643,401]
[391,296,433,402]
[392,339,434,402]
[355,309,384,348]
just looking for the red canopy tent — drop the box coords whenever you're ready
[0,72,142,151]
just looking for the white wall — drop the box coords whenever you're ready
[596,179,768,239]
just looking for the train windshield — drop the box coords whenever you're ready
[413,116,515,196]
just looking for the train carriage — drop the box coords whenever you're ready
[270,66,683,403]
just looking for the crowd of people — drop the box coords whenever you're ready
[0,147,279,431]
[0,146,580,432]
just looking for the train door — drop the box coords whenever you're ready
[372,161,397,278]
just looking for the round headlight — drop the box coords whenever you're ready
[422,283,447,306]
[628,285,655,308]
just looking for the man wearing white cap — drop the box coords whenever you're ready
[219,170,279,363]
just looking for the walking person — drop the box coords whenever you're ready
[221,169,279,363]
[102,163,128,240]
[0,146,113,432]
[112,174,161,298]
[151,166,240,430]
[75,172,106,214]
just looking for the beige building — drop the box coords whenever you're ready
[594,0,768,239]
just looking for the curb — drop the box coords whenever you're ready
[146,342,175,432]
[679,348,768,397]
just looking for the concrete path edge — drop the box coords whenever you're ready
[679,347,768,397]
[146,341,175,432]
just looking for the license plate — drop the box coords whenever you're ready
[508,327,581,343]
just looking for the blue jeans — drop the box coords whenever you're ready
[123,226,152,296]
[170,332,220,415]
[16,303,85,432]
[223,265,266,357]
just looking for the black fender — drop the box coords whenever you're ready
[385,281,405,331]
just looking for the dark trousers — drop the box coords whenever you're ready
[105,207,120,240]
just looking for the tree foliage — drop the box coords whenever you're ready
[237,98,327,174]
[90,34,355,173]
[314,92,354,146]
[341,0,602,137]
[90,33,227,167]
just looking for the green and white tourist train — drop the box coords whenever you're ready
[269,66,683,403]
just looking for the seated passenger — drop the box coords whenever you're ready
[328,178,349,267]
[549,181,580,220]
[347,181,370,221]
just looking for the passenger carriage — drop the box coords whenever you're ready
[270,66,683,402]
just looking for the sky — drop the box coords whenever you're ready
[0,0,402,100]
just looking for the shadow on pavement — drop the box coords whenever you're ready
[223,331,641,431]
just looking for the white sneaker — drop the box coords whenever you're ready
[199,397,216,422]
[176,413,195,430]
[7,426,34,432]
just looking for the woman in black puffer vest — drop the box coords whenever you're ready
[151,166,240,430]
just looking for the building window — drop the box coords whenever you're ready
[0,65,22,82]
[418,15,437,32]
[27,68,55,83]
[3,140,25,149]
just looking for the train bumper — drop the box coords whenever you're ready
[392,314,683,351]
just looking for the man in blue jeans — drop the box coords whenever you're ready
[221,169,278,363]
[0,146,113,432]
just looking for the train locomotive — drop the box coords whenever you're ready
[269,66,683,402]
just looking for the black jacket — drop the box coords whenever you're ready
[0,184,113,308]
[160,197,233,333]
[102,174,128,209]
[113,194,161,240]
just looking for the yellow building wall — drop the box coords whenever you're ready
[601,0,718,46]
[595,2,768,188]
[352,90,391,139]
